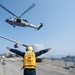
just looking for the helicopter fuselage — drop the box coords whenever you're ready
[5,18,29,27]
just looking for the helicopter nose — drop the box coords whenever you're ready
[5,19,9,22]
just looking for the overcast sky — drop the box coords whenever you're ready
[0,0,75,57]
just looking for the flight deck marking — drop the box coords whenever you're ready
[44,64,64,70]
[44,64,70,75]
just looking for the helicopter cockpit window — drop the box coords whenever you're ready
[10,18,13,19]
[9,18,14,20]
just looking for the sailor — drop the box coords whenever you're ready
[1,56,5,65]
[6,46,51,75]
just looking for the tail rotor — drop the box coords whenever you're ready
[37,23,43,30]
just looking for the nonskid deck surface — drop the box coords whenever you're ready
[0,57,75,75]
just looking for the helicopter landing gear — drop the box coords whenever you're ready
[13,26,15,27]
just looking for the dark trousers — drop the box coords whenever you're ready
[24,69,36,75]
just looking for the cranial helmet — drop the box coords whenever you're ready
[2,56,5,59]
[26,46,33,51]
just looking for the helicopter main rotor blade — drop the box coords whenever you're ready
[20,3,35,17]
[0,4,18,18]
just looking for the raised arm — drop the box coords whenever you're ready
[35,48,51,57]
[6,47,25,57]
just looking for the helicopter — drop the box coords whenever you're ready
[0,3,43,30]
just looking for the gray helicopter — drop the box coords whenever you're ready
[0,3,43,30]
